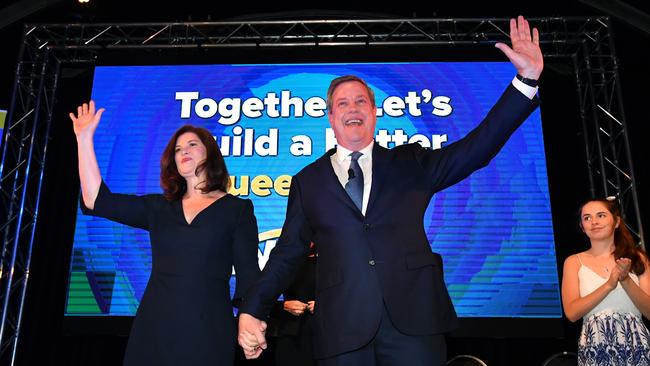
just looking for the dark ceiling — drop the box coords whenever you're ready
[0,0,647,24]
[2,0,649,103]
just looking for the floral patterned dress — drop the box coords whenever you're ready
[577,255,650,366]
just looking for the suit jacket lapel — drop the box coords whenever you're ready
[315,148,363,217]
[366,143,390,215]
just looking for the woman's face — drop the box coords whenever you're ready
[581,201,619,241]
[174,132,207,178]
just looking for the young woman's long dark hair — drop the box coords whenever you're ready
[160,125,229,201]
[579,198,647,275]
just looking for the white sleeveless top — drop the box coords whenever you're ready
[577,254,641,319]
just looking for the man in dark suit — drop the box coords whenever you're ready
[238,16,544,365]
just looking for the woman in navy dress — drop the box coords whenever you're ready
[70,101,261,365]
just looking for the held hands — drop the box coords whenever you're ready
[237,313,267,359]
[307,300,315,314]
[495,15,544,80]
[69,100,104,141]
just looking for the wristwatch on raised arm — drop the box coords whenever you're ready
[516,74,538,87]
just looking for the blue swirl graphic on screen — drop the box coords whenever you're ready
[65,63,560,318]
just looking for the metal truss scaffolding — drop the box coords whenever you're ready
[0,17,643,365]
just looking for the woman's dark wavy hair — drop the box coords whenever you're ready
[160,125,229,201]
[579,198,647,275]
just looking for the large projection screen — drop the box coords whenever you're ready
[64,62,561,321]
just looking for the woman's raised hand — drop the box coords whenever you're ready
[69,100,104,140]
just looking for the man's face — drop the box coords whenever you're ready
[327,81,377,151]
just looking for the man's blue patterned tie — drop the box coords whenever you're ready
[345,151,364,211]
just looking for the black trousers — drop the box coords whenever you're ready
[275,316,315,366]
[317,304,446,366]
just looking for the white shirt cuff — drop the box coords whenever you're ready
[511,77,538,100]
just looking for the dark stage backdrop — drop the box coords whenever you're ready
[15,15,650,365]
[21,49,587,365]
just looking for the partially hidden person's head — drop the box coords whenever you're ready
[160,125,230,200]
[326,75,377,151]
[579,198,646,274]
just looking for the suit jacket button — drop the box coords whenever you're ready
[369,260,376,266]
[363,223,371,230]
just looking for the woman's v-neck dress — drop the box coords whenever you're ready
[82,182,260,365]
